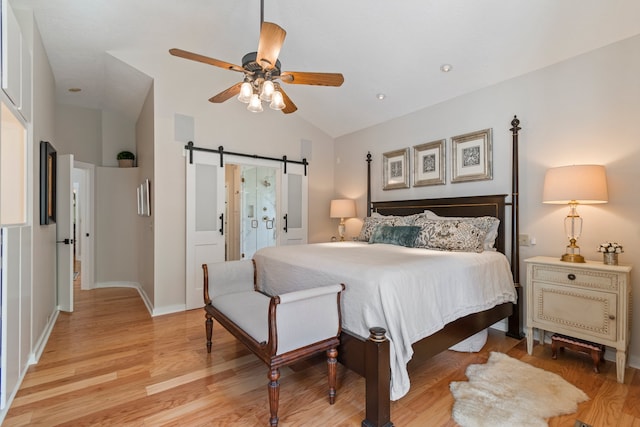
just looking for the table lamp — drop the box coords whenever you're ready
[330,199,356,241]
[542,165,608,263]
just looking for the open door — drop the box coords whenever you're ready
[56,154,74,312]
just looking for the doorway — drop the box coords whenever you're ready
[72,162,94,290]
[225,164,278,261]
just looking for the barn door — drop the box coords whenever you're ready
[279,162,308,245]
[185,151,225,310]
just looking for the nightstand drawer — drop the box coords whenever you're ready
[531,263,619,292]
[531,281,617,342]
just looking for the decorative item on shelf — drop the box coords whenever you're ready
[543,164,608,263]
[330,199,356,241]
[597,242,623,265]
[117,151,135,168]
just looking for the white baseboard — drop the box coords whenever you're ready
[0,308,60,424]
[152,304,187,317]
[94,281,186,317]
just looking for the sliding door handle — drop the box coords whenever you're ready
[219,213,224,235]
[56,238,74,245]
[283,214,288,233]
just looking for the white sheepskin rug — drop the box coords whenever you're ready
[450,352,588,427]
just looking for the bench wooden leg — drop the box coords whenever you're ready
[268,368,280,427]
[205,312,213,353]
[327,348,338,404]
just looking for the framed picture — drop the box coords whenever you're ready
[141,178,151,216]
[137,185,143,215]
[382,148,409,190]
[413,139,445,186]
[39,141,57,225]
[451,128,493,183]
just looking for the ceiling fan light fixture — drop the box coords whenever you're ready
[269,90,285,110]
[247,93,264,112]
[238,82,253,103]
[260,79,275,102]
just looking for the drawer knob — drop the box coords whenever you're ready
[567,273,576,280]
[609,315,616,320]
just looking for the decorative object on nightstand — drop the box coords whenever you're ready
[525,256,632,383]
[597,242,623,265]
[542,164,608,263]
[330,199,356,241]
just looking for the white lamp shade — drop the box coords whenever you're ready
[269,90,285,110]
[237,82,253,103]
[330,199,356,218]
[247,93,263,113]
[542,165,608,204]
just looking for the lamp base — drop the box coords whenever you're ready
[561,253,585,263]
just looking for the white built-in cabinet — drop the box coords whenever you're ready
[2,0,31,122]
[1,0,32,414]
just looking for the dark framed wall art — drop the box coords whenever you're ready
[39,140,57,225]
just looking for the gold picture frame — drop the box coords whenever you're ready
[451,128,493,183]
[382,148,410,190]
[413,139,445,186]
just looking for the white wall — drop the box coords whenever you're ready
[27,10,57,356]
[95,167,139,284]
[136,84,155,303]
[335,35,640,366]
[54,105,101,164]
[102,109,136,167]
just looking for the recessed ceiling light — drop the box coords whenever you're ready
[440,64,453,73]
[68,87,82,92]
[376,93,386,100]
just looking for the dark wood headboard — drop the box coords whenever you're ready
[371,194,507,254]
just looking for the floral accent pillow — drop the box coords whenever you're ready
[413,218,488,252]
[423,213,500,250]
[358,216,396,241]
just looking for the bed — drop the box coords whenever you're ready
[254,117,524,427]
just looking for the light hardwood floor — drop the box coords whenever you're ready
[4,272,640,426]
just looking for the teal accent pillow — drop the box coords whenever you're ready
[369,225,421,247]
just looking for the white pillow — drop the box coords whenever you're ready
[423,211,499,251]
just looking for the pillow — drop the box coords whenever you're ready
[369,225,421,247]
[357,216,396,241]
[413,218,487,252]
[423,212,499,250]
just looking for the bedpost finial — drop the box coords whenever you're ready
[510,115,521,133]
[368,327,387,343]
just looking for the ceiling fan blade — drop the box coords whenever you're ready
[257,22,286,70]
[280,71,344,87]
[169,48,245,73]
[209,82,243,103]
[278,87,297,114]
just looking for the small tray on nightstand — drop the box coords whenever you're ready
[551,333,605,373]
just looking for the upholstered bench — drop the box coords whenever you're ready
[203,260,345,427]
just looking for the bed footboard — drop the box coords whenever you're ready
[338,302,513,427]
[339,328,393,427]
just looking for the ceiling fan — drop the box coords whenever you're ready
[169,1,344,114]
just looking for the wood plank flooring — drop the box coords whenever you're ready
[4,272,639,426]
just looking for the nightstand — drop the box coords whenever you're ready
[525,256,632,383]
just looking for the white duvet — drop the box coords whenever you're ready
[253,242,517,400]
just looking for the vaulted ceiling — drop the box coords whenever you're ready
[13,0,640,137]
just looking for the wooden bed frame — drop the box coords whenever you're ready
[337,117,524,427]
